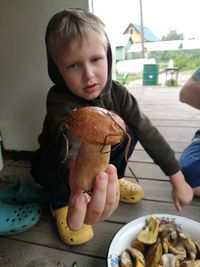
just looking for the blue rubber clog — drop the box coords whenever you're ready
[0,179,49,204]
[0,201,41,235]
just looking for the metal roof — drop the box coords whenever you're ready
[132,23,159,42]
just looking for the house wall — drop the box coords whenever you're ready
[0,0,89,151]
[124,25,142,43]
[116,39,134,61]
[132,32,142,43]
[124,39,133,60]
[116,47,125,61]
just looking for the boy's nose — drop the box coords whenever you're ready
[83,65,94,79]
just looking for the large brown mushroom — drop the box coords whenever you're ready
[65,106,127,191]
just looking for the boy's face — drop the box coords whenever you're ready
[56,37,108,100]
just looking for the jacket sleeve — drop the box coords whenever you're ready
[45,86,81,165]
[111,83,180,176]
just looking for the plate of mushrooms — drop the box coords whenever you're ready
[107,214,200,267]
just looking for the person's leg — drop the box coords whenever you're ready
[30,143,93,245]
[110,127,144,203]
[110,127,137,178]
[179,129,200,197]
[30,143,70,209]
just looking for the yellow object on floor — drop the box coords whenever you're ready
[52,206,94,245]
[119,178,144,203]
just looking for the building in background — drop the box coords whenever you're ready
[115,23,158,61]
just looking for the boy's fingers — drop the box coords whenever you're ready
[67,194,88,231]
[174,199,182,212]
[100,165,119,220]
[84,172,108,224]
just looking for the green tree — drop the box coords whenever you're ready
[161,29,184,41]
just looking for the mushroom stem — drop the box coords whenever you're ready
[75,142,111,191]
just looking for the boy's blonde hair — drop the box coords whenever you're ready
[47,9,108,61]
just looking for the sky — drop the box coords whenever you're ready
[92,0,199,43]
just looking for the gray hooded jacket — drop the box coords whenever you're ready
[37,10,180,182]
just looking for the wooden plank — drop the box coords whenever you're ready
[0,86,199,267]
[127,87,200,122]
[4,159,31,168]
[136,141,191,153]
[111,199,200,223]
[149,126,196,142]
[0,237,105,267]
[139,109,199,121]
[130,150,182,163]
[1,164,196,204]
[125,162,166,180]
[0,200,199,266]
[4,212,122,259]
[150,120,199,128]
[122,178,200,206]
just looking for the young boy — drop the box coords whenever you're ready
[179,68,200,197]
[31,9,193,245]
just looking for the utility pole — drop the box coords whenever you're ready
[139,0,145,58]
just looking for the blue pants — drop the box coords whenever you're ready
[30,127,137,208]
[179,129,200,188]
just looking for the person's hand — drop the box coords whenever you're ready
[170,171,193,211]
[67,158,120,231]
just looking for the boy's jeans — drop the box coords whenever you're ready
[179,129,200,188]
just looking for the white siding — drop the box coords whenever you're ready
[0,0,89,151]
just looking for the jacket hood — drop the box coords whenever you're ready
[45,9,113,96]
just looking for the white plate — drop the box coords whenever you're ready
[107,213,200,267]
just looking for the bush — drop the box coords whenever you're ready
[149,49,200,70]
[174,55,189,69]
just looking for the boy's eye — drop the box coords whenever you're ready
[67,63,78,69]
[91,57,102,63]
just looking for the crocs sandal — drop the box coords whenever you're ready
[52,206,94,245]
[0,201,41,236]
[0,179,49,204]
[119,178,144,203]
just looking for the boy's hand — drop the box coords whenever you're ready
[67,158,119,231]
[170,171,193,211]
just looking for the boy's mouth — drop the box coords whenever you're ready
[83,84,97,93]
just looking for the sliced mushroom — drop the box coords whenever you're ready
[161,253,180,267]
[159,221,178,246]
[137,216,160,245]
[145,239,163,267]
[179,231,197,260]
[195,242,200,253]
[118,217,200,267]
[195,242,200,260]
[119,250,133,267]
[193,260,200,267]
[177,259,200,267]
[126,247,145,266]
[168,243,186,260]
[131,239,145,253]
[119,248,145,267]
[162,238,169,254]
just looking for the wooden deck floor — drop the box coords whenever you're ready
[0,85,200,267]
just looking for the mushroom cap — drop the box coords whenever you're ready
[65,106,126,145]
